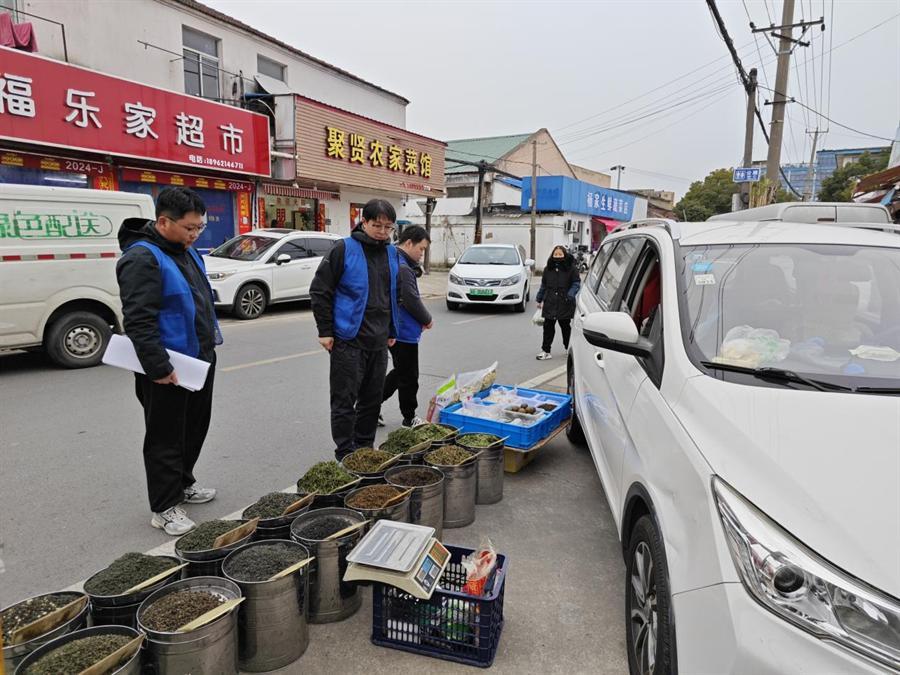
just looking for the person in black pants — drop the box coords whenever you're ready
[382,226,433,427]
[535,245,581,360]
[116,187,221,535]
[310,199,401,459]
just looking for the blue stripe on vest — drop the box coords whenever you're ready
[396,255,424,344]
[333,236,399,342]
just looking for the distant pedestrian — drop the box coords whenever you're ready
[382,226,433,427]
[116,187,221,535]
[535,245,581,360]
[310,199,400,459]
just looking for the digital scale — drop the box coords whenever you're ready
[343,521,451,599]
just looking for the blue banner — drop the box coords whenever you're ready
[520,176,636,220]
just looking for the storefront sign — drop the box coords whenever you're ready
[521,176,637,220]
[1,148,108,176]
[237,191,251,234]
[295,96,444,197]
[0,47,271,177]
[119,168,253,192]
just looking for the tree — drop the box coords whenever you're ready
[674,168,740,221]
[818,151,889,202]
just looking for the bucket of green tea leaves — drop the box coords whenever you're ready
[242,492,312,541]
[137,576,242,674]
[290,507,367,624]
[378,427,432,464]
[84,553,184,628]
[343,484,411,524]
[2,591,90,672]
[14,625,143,675]
[457,433,506,505]
[341,448,399,486]
[425,445,479,529]
[175,519,258,578]
[412,422,459,447]
[296,461,360,509]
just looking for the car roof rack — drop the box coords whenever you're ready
[611,218,682,240]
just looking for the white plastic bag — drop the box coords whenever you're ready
[718,325,790,367]
[532,309,544,326]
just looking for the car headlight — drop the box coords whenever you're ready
[500,274,521,286]
[713,477,900,669]
[207,271,236,281]
[449,273,464,286]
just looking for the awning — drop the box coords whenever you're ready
[262,183,339,200]
[592,216,623,234]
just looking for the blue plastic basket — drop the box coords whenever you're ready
[371,544,507,668]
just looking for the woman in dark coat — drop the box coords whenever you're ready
[535,245,581,360]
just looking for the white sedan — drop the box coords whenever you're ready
[446,244,534,312]
[203,229,340,319]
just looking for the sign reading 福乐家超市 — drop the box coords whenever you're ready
[295,96,445,198]
[0,47,270,177]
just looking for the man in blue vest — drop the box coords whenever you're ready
[310,199,400,459]
[382,225,433,427]
[117,187,220,535]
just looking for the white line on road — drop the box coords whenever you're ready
[519,364,567,389]
[452,314,499,326]
[219,349,323,372]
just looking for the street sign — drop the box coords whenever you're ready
[733,167,762,183]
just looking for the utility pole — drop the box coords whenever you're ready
[764,0,795,192]
[803,128,821,200]
[610,165,625,190]
[423,197,435,273]
[474,161,486,244]
[530,140,537,261]
[740,68,758,209]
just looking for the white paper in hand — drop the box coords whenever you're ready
[102,334,211,392]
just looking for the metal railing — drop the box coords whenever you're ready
[2,7,67,61]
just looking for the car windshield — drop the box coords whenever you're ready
[209,235,279,261]
[681,243,900,389]
[458,247,520,265]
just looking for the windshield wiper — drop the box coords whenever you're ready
[853,386,900,394]
[700,361,852,392]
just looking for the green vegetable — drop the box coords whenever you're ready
[457,433,502,448]
[381,427,422,455]
[298,461,355,494]
[413,424,455,443]
[425,445,474,466]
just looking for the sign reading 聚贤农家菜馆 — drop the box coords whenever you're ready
[733,167,762,183]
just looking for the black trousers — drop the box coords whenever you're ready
[542,319,572,353]
[330,340,389,458]
[382,341,420,423]
[134,361,215,513]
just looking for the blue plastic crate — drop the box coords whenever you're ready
[440,402,547,449]
[476,386,572,434]
[371,544,506,668]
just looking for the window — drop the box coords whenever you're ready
[596,238,642,307]
[210,235,277,261]
[587,241,616,294]
[183,26,220,99]
[257,55,285,82]
[458,247,520,265]
[447,186,474,198]
[277,240,310,260]
[306,238,337,258]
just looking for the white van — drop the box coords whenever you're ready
[0,184,155,367]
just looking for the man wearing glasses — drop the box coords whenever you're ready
[117,187,221,535]
[311,199,401,459]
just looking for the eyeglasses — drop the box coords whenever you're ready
[368,222,395,232]
[180,224,206,235]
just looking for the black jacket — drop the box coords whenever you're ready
[398,248,432,327]
[536,253,581,321]
[116,219,217,380]
[309,226,396,351]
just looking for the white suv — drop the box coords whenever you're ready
[446,243,534,312]
[203,229,340,319]
[568,210,900,674]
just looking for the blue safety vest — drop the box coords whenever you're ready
[334,236,399,342]
[126,241,221,357]
[396,254,424,344]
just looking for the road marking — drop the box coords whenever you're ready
[219,313,315,328]
[519,364,567,389]
[452,314,499,326]
[219,349,323,372]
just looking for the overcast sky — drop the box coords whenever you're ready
[207,0,899,198]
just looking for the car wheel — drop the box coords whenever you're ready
[446,300,460,311]
[526,285,531,303]
[45,311,111,368]
[566,359,587,445]
[234,283,267,320]
[513,297,526,313]
[626,515,676,675]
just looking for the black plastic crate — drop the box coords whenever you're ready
[371,544,507,668]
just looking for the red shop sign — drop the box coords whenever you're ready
[1,148,109,175]
[119,167,253,192]
[0,47,271,177]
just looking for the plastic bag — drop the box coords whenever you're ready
[427,363,498,422]
[717,325,790,368]
[462,537,498,596]
[532,309,544,326]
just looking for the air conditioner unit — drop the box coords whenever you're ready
[564,219,577,233]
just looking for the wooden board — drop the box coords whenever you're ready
[9,595,88,645]
[503,420,568,474]
[78,634,144,675]
[213,518,259,549]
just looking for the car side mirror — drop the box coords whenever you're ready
[525,259,535,268]
[275,253,291,265]
[448,257,457,266]
[582,311,653,358]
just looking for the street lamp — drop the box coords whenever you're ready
[610,165,625,190]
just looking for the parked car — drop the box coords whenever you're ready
[204,229,340,319]
[446,243,534,312]
[0,184,155,368]
[568,208,900,674]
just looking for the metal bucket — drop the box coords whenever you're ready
[385,465,445,538]
[425,458,476,529]
[175,525,255,578]
[341,454,395,488]
[295,487,355,511]
[474,445,505,504]
[243,503,311,542]
[14,625,142,675]
[222,540,310,672]
[137,576,242,675]
[290,507,364,624]
[343,485,411,524]
[2,591,90,672]
[378,439,432,467]
[85,555,182,627]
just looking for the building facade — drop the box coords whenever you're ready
[754,146,890,199]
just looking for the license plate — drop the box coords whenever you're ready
[470,288,495,296]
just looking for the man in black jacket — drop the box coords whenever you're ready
[310,199,400,459]
[382,226,433,427]
[116,187,219,535]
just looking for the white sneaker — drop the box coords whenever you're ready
[536,352,553,361]
[402,416,425,428]
[377,414,386,427]
[151,506,196,536]
[183,484,217,504]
